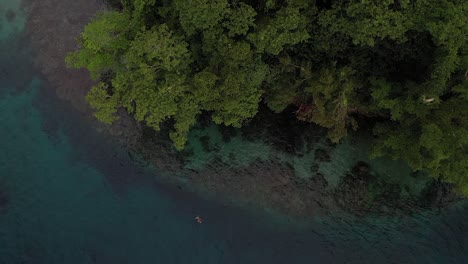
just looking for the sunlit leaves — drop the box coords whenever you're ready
[173,0,228,35]
[66,11,134,79]
[248,7,310,55]
[86,83,119,124]
[223,3,256,37]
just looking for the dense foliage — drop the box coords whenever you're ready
[67,0,467,193]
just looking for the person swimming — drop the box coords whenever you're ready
[194,216,203,224]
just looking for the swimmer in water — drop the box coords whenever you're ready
[194,216,203,224]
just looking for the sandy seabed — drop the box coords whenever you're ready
[23,0,106,112]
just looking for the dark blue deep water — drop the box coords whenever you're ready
[1,1,467,263]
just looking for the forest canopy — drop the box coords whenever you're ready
[67,0,467,193]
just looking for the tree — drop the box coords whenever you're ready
[66,11,136,79]
[68,0,468,193]
[297,67,360,143]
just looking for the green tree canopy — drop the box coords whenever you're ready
[68,0,468,193]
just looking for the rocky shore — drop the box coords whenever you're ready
[22,0,461,220]
[133,109,462,218]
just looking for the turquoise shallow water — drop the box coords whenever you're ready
[1,1,468,263]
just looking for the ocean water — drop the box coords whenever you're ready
[1,1,468,263]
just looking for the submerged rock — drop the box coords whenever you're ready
[314,148,331,163]
[5,9,16,22]
[333,161,461,216]
[420,180,461,209]
[333,161,373,214]
[219,126,237,143]
[311,173,329,189]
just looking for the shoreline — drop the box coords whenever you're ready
[22,0,107,113]
[22,0,462,220]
